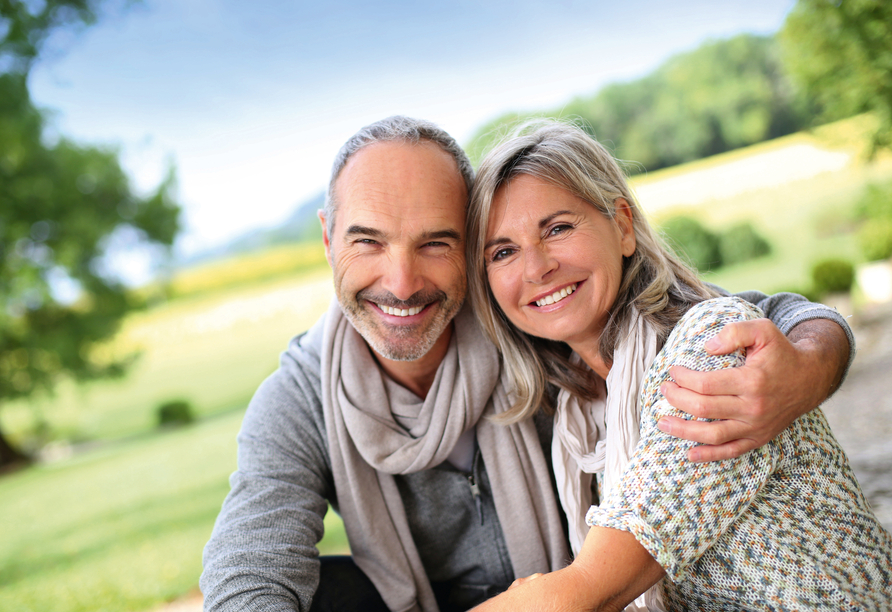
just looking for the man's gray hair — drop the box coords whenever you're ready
[323,116,475,235]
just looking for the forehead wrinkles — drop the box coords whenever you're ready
[335,141,466,209]
[487,182,537,242]
[334,142,467,240]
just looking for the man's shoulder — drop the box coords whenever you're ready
[285,311,327,376]
[241,312,329,439]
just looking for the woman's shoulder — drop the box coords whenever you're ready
[683,295,764,323]
[651,297,765,377]
[669,297,764,344]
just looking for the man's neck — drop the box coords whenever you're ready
[374,324,453,399]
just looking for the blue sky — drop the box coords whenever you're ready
[28,0,797,270]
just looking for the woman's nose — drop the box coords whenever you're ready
[522,246,557,283]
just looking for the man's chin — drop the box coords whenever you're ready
[365,336,438,362]
[340,294,463,362]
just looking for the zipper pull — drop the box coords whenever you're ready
[468,474,484,525]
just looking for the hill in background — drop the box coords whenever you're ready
[181,192,324,266]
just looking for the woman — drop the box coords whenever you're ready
[466,121,892,611]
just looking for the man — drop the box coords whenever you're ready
[200,117,853,612]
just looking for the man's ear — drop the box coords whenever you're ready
[318,210,333,266]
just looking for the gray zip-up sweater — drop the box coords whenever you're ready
[200,291,854,612]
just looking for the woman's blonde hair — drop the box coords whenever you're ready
[467,120,719,423]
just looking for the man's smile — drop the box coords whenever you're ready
[373,303,426,317]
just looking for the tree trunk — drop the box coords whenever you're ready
[0,424,30,473]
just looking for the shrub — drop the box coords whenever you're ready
[855,181,892,222]
[718,222,772,266]
[660,216,723,272]
[858,219,892,261]
[157,400,195,427]
[811,259,855,296]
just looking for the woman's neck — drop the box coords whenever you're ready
[570,340,611,380]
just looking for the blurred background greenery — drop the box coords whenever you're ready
[2,0,892,610]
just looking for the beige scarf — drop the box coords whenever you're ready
[321,298,569,612]
[552,311,665,612]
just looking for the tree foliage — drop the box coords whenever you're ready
[780,0,892,153]
[855,179,892,261]
[0,0,102,73]
[467,35,811,171]
[0,1,180,467]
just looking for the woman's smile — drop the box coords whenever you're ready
[531,282,578,308]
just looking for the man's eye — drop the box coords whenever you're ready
[424,241,448,248]
[356,238,379,245]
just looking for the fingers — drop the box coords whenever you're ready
[656,413,767,445]
[509,573,543,590]
[703,319,777,356]
[686,439,759,463]
[657,415,765,461]
[661,378,742,419]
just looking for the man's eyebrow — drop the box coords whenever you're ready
[484,210,574,251]
[421,229,462,242]
[344,225,385,238]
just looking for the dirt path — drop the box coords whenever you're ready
[155,590,203,612]
[821,303,892,530]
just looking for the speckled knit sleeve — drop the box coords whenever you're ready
[585,297,774,582]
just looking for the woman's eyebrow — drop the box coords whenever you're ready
[484,235,510,252]
[484,210,576,251]
[539,210,574,229]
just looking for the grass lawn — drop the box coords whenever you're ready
[2,267,335,448]
[662,156,892,295]
[0,410,349,612]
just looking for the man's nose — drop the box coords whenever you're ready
[522,245,557,283]
[381,251,425,300]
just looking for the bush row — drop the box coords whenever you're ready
[659,216,772,272]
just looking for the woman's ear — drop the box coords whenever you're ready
[614,198,637,257]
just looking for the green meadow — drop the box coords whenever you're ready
[1,117,891,612]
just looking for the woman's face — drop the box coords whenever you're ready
[484,174,636,354]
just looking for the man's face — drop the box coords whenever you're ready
[322,140,468,362]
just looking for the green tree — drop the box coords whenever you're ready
[466,35,811,171]
[780,0,892,152]
[0,1,180,468]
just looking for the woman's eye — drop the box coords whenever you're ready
[549,224,572,236]
[491,247,514,262]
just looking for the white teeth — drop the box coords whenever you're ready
[535,283,577,307]
[377,304,423,317]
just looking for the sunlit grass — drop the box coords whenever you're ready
[2,267,334,448]
[0,413,237,612]
[0,410,348,612]
[160,242,328,300]
[673,156,892,295]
